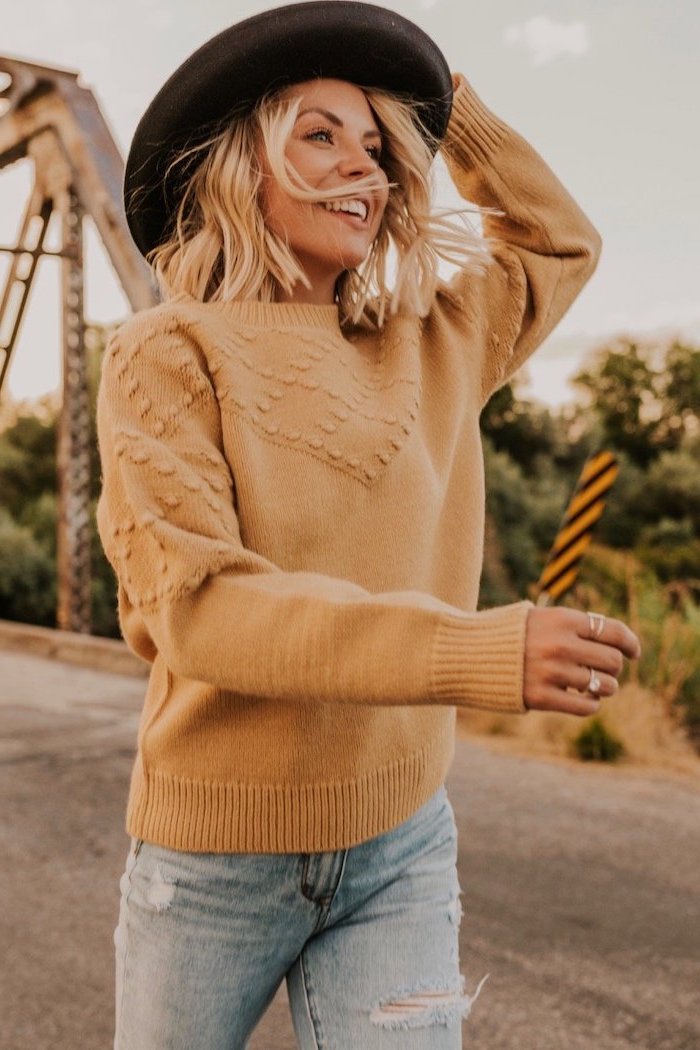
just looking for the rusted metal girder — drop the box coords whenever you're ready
[0,56,159,632]
[57,185,92,633]
[0,183,53,391]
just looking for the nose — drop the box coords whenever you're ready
[336,140,378,179]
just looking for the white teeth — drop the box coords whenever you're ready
[323,199,368,221]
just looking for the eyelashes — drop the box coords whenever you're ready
[303,125,382,161]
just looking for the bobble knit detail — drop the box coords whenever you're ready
[192,314,423,487]
[95,74,602,853]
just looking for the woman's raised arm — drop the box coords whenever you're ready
[438,72,603,406]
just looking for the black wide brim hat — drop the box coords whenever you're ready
[123,0,453,259]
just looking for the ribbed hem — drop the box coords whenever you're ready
[444,73,512,167]
[125,733,453,854]
[170,291,342,335]
[430,601,532,713]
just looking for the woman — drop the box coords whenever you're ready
[97,3,641,1047]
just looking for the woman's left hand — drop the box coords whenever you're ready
[522,606,642,717]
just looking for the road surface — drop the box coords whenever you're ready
[1,648,699,1049]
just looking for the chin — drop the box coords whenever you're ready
[334,245,374,271]
[335,256,366,274]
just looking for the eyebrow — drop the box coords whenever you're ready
[296,107,381,140]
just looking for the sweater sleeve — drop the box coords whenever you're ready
[95,309,532,715]
[438,73,603,405]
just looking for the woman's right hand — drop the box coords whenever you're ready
[523,606,642,716]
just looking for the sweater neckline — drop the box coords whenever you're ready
[171,292,343,335]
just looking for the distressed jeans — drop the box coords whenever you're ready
[113,784,485,1049]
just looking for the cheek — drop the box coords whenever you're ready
[259,182,300,236]
[284,144,329,185]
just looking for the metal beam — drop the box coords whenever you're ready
[0,55,161,633]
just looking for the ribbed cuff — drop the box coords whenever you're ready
[444,72,512,167]
[430,601,533,713]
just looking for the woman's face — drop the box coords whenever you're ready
[259,78,390,300]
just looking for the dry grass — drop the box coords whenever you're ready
[457,683,700,779]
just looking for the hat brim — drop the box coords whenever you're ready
[124,1,452,258]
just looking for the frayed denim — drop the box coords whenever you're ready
[114,785,484,1049]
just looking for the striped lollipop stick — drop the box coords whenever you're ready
[535,450,619,607]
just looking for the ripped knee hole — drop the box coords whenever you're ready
[370,974,489,1030]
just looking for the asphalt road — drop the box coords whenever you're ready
[1,648,699,1050]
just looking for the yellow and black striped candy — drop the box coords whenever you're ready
[535,450,619,605]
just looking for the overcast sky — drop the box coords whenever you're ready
[1,0,698,405]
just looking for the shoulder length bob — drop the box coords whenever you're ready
[145,83,500,329]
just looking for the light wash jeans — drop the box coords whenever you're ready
[113,784,485,1049]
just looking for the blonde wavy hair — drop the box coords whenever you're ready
[143,82,501,328]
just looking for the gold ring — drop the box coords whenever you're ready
[587,612,606,639]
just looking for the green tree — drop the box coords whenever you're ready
[573,340,674,467]
[573,337,700,468]
[0,508,57,624]
[481,381,560,469]
[645,450,700,528]
[481,438,569,601]
[665,340,700,435]
[0,411,57,518]
[636,517,700,587]
[0,323,120,634]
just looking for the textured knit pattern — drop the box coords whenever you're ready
[95,74,602,853]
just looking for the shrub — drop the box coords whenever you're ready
[482,439,567,600]
[0,509,56,625]
[572,717,625,762]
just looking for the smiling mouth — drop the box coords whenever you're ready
[318,199,370,223]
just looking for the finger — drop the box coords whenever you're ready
[573,665,619,698]
[576,640,625,678]
[606,620,642,660]
[576,613,641,659]
[564,693,603,717]
[526,687,602,717]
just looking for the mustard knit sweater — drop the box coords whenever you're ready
[96,75,601,853]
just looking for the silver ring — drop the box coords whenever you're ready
[587,612,606,639]
[586,666,602,697]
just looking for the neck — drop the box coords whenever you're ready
[275,268,340,307]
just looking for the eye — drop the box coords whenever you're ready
[304,126,334,144]
[365,144,382,161]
